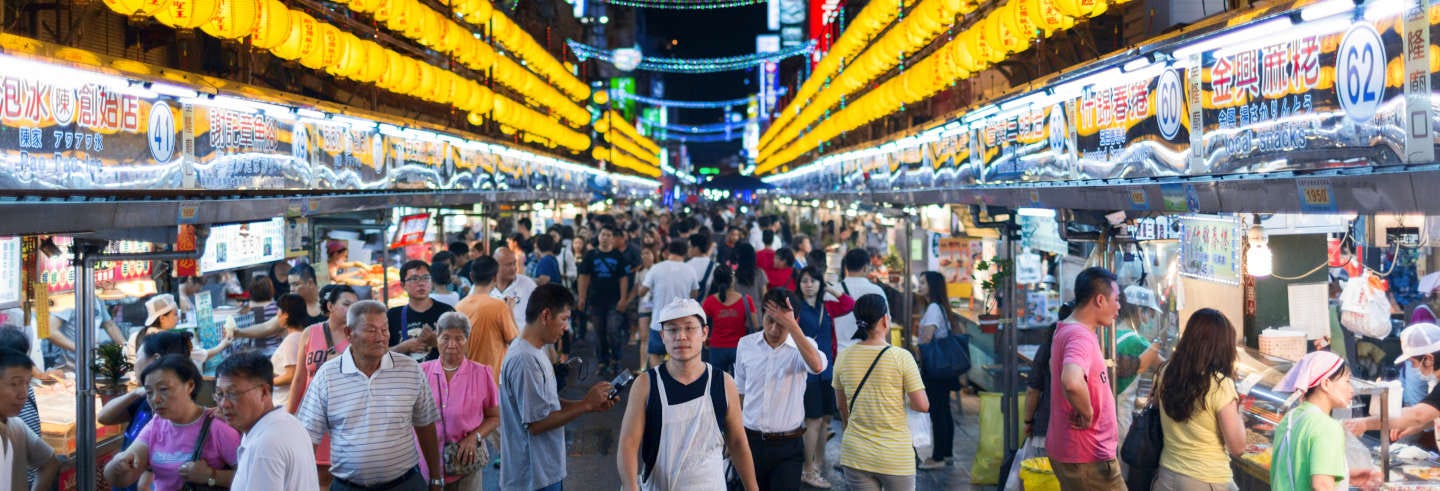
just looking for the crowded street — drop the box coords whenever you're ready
[3,0,1440,490]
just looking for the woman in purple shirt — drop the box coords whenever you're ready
[103,354,241,490]
[420,311,500,490]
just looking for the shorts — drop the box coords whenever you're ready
[803,377,836,418]
[1052,459,1125,491]
[647,329,667,355]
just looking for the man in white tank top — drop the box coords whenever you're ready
[617,299,759,491]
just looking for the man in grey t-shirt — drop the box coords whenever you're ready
[500,284,617,490]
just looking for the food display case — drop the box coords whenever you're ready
[32,381,126,490]
[1227,347,1440,490]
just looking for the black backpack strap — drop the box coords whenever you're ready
[696,261,714,301]
[849,346,891,413]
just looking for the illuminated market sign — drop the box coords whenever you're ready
[0,50,635,192]
[766,1,1439,197]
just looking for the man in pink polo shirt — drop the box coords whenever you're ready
[1047,267,1124,490]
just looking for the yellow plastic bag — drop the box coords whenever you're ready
[1020,457,1061,491]
[972,391,1025,485]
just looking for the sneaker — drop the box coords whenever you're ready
[918,458,949,470]
[801,471,832,489]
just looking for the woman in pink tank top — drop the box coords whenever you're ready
[285,285,357,485]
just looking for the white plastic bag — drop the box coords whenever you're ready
[1340,272,1391,340]
[908,407,933,460]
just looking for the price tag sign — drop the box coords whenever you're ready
[1128,189,1150,210]
[1335,23,1387,123]
[1297,178,1338,212]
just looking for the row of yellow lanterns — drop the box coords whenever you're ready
[760,0,938,153]
[596,110,661,164]
[100,0,590,153]
[480,12,590,101]
[592,145,661,177]
[330,0,589,126]
[488,94,591,151]
[759,0,983,158]
[758,0,1116,173]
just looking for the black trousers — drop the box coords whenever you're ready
[747,433,804,491]
[925,379,955,460]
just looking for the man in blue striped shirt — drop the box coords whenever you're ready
[298,300,444,490]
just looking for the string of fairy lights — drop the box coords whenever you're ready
[568,40,814,73]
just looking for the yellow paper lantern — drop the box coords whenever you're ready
[202,0,258,39]
[592,89,609,105]
[349,0,382,13]
[102,0,147,16]
[467,111,485,126]
[152,0,220,29]
[299,22,336,69]
[376,50,403,89]
[248,0,291,49]
[359,43,388,83]
[1053,0,1104,18]
[1026,0,1069,34]
[460,0,493,27]
[270,11,315,61]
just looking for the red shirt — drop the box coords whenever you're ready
[756,248,776,270]
[702,294,755,349]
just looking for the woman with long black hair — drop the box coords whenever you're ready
[794,266,854,488]
[916,271,961,470]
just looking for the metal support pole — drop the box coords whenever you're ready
[381,215,393,304]
[901,211,913,351]
[76,249,198,491]
[1002,220,1020,454]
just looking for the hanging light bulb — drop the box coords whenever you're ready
[1247,224,1272,278]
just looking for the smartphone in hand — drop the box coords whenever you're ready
[609,370,635,400]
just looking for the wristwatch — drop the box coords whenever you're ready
[430,478,445,486]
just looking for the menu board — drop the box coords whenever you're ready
[937,237,980,298]
[385,134,448,188]
[390,213,431,250]
[296,119,388,190]
[1179,215,1242,285]
[199,218,285,274]
[0,237,21,308]
[36,237,154,293]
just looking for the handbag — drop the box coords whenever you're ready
[1120,368,1165,491]
[919,307,971,380]
[183,411,226,491]
[435,373,484,478]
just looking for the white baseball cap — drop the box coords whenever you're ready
[144,294,178,327]
[1395,322,1440,364]
[655,298,707,326]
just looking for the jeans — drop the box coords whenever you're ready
[537,482,563,491]
[747,434,803,491]
[841,466,915,491]
[588,304,625,365]
[709,347,737,373]
[923,379,953,460]
[1150,467,1238,491]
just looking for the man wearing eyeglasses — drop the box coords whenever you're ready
[215,352,318,490]
[388,260,455,362]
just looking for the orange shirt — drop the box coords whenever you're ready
[456,293,519,385]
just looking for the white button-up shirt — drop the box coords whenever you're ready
[297,348,440,486]
[734,331,828,433]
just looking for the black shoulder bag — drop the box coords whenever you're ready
[1120,366,1166,491]
[848,346,891,414]
[183,411,226,491]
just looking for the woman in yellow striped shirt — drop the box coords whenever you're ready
[833,294,929,490]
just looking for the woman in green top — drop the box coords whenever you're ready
[1269,351,1380,491]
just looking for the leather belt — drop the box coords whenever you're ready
[746,427,806,440]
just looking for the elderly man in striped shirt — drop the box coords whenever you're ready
[298,300,445,491]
